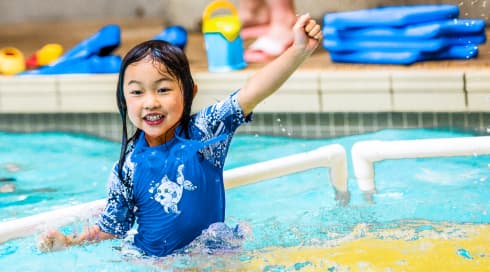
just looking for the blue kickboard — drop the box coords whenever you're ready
[329,45,478,65]
[323,19,486,40]
[323,5,459,29]
[323,32,486,53]
[21,24,121,75]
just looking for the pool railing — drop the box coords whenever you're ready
[352,136,490,200]
[0,143,349,244]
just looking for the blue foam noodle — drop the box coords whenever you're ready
[323,5,459,29]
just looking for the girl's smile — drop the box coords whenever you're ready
[124,56,184,147]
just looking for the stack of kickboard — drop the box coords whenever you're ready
[322,5,487,65]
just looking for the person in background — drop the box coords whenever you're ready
[239,0,297,63]
[38,13,322,257]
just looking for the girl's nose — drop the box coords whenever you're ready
[143,93,161,110]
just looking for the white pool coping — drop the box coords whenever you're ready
[0,68,489,113]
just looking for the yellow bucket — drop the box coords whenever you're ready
[202,0,242,41]
[202,0,246,72]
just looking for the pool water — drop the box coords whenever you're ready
[0,129,489,271]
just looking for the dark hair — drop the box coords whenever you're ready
[116,40,195,183]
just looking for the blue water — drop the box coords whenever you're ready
[0,128,489,270]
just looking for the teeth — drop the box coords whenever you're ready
[145,114,163,121]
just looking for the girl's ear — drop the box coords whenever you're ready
[193,84,198,98]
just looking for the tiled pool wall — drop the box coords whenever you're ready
[1,70,489,140]
[1,112,489,141]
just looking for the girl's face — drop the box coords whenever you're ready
[123,56,184,146]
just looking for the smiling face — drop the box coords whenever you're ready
[123,56,184,146]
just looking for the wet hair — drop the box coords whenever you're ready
[115,40,195,183]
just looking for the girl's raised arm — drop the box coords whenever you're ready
[237,13,322,116]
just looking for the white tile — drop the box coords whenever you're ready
[465,69,490,93]
[0,75,58,113]
[255,71,320,112]
[277,71,320,94]
[392,70,464,93]
[193,71,251,94]
[467,93,490,112]
[193,70,321,112]
[322,93,392,112]
[320,70,390,93]
[393,92,466,112]
[58,74,118,112]
[255,94,320,112]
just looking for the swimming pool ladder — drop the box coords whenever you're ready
[352,136,490,201]
[0,144,349,244]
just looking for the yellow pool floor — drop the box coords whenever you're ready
[142,220,490,271]
[241,221,490,271]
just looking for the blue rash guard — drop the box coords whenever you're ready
[96,92,250,257]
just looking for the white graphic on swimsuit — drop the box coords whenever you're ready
[152,164,196,214]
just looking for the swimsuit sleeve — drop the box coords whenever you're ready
[96,164,135,237]
[191,91,252,168]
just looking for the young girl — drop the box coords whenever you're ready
[38,13,322,257]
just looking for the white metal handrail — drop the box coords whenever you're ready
[0,144,348,244]
[352,136,490,195]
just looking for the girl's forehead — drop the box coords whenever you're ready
[125,57,174,79]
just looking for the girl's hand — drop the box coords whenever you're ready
[292,13,322,53]
[38,228,68,252]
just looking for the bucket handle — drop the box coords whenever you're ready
[202,0,239,21]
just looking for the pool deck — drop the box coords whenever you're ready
[0,19,489,114]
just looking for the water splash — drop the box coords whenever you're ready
[457,248,473,260]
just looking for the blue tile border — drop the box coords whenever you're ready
[0,112,489,141]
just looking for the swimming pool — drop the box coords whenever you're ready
[1,128,489,270]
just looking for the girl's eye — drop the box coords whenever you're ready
[158,88,170,94]
[129,90,143,95]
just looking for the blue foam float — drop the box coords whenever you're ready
[323,4,460,29]
[323,33,486,53]
[323,19,486,40]
[22,25,121,75]
[328,45,479,65]
[153,25,188,50]
[55,24,120,63]
[21,55,121,75]
[322,5,486,64]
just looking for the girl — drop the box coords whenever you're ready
[38,13,322,257]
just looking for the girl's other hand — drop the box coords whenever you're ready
[38,228,68,252]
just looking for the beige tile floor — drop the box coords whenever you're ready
[0,18,489,71]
